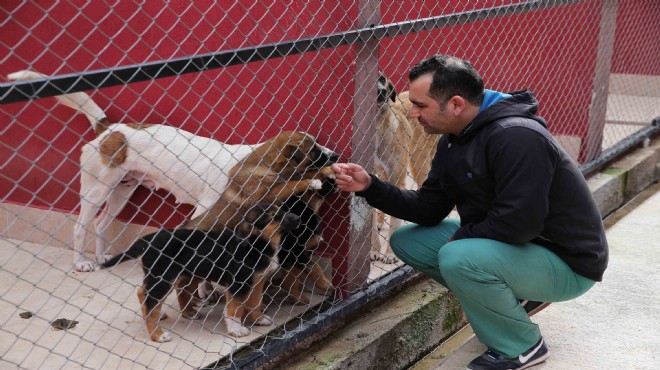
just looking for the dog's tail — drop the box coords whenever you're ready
[7,70,110,136]
[98,240,148,269]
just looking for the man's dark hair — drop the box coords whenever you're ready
[409,55,485,106]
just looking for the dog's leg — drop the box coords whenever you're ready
[382,217,402,264]
[370,210,384,262]
[259,179,324,204]
[74,171,114,272]
[93,184,137,264]
[281,267,310,305]
[195,281,224,304]
[224,292,250,337]
[309,261,334,291]
[137,283,172,343]
[244,274,273,326]
[175,276,201,319]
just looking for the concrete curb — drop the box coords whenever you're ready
[281,138,659,370]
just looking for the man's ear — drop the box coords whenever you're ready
[447,95,467,115]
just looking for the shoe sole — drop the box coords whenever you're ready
[518,351,549,369]
[527,302,551,317]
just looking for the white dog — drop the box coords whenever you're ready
[8,71,262,272]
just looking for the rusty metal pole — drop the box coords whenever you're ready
[583,0,618,163]
[344,0,380,293]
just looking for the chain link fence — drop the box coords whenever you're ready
[1,1,658,369]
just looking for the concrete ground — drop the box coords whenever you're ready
[413,182,660,370]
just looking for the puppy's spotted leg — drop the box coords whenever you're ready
[224,292,250,337]
[309,262,334,291]
[281,267,311,305]
[175,276,201,320]
[244,273,274,326]
[137,285,172,342]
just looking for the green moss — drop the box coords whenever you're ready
[602,168,625,176]
[442,292,464,332]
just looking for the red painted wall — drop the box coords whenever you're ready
[1,1,357,227]
[611,0,660,75]
[379,0,603,140]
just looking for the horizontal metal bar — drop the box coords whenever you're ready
[1,0,580,105]
[201,266,421,370]
[579,119,660,178]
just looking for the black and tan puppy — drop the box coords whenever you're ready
[100,203,300,342]
[275,177,336,304]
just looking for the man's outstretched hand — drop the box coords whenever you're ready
[331,163,372,192]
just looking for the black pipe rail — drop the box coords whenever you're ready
[1,0,579,105]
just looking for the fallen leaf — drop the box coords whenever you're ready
[51,318,79,330]
[19,311,33,319]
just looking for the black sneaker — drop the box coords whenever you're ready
[467,338,549,370]
[520,300,551,317]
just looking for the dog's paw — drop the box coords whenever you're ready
[314,279,334,292]
[182,310,201,320]
[369,251,380,262]
[197,284,224,305]
[319,177,337,196]
[154,331,172,343]
[253,315,274,326]
[225,318,250,337]
[381,253,400,264]
[96,253,112,264]
[75,259,96,272]
[288,294,311,305]
[309,179,323,190]
[320,166,337,180]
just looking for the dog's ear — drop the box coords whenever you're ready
[283,144,307,165]
[378,73,397,104]
[236,222,252,238]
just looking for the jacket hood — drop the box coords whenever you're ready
[455,89,548,142]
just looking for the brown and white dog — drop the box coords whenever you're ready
[181,131,339,233]
[372,74,439,264]
[8,70,339,274]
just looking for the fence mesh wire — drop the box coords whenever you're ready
[1,0,659,369]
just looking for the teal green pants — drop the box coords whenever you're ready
[389,219,595,358]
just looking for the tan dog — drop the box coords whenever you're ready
[372,74,439,264]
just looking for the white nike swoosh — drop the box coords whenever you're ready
[518,339,544,363]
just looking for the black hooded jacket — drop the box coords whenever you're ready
[359,90,608,281]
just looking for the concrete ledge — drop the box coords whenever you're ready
[590,138,660,217]
[280,137,660,370]
[283,279,466,370]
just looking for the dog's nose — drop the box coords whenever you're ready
[328,151,340,164]
[281,213,301,231]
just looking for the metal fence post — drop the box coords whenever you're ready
[583,0,618,162]
[344,0,381,294]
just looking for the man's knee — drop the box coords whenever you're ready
[389,224,415,256]
[437,240,484,280]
